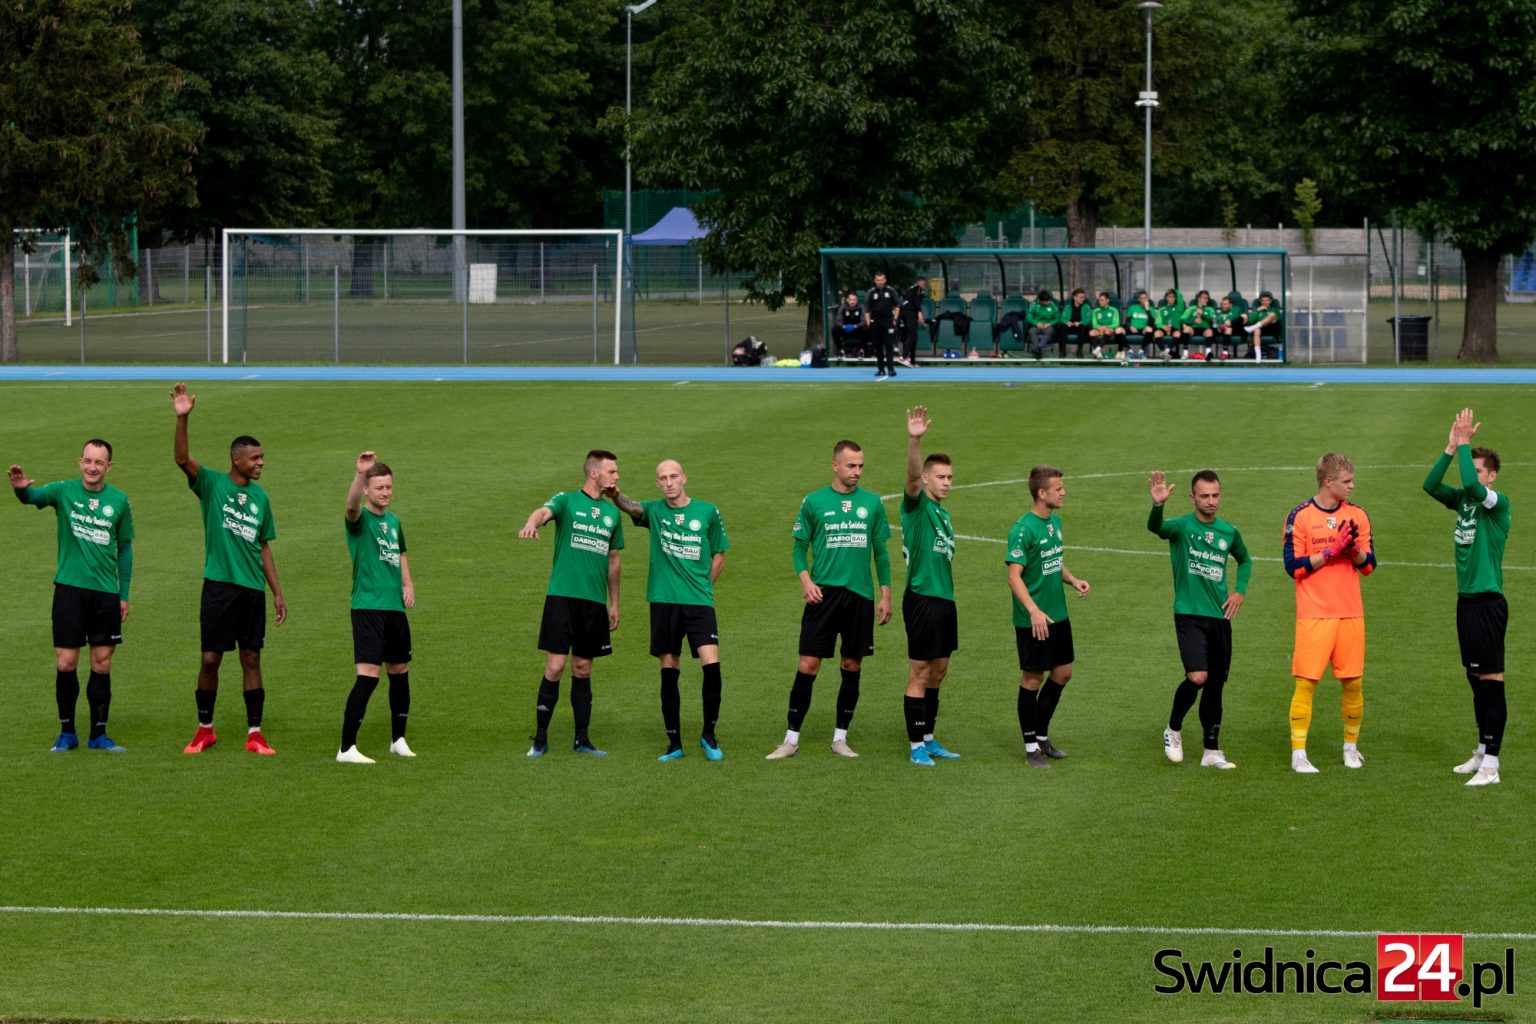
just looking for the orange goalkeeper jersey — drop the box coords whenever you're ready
[1282,499,1376,619]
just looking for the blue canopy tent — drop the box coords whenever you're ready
[631,206,705,245]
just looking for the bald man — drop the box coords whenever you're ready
[611,461,730,761]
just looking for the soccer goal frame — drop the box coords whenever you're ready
[14,229,73,326]
[221,228,625,365]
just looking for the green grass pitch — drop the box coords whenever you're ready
[1,378,1532,1023]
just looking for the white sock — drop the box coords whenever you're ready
[833,728,848,744]
[1483,754,1500,771]
[1476,743,1488,756]
[1343,741,1358,752]
[1292,748,1308,761]
[248,726,261,735]
[923,733,934,742]
[784,729,800,746]
[1026,741,1040,752]
[910,741,923,750]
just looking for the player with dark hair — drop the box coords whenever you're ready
[610,460,730,761]
[1007,465,1090,767]
[865,271,901,380]
[1283,452,1376,773]
[767,439,892,759]
[1149,469,1251,769]
[173,383,287,755]
[1423,408,1511,786]
[10,440,135,752]
[900,406,959,766]
[519,449,624,757]
[337,452,418,764]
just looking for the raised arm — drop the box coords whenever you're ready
[171,382,200,482]
[1147,472,1176,537]
[346,451,374,523]
[1452,407,1488,501]
[905,405,929,498]
[9,465,47,506]
[606,486,645,524]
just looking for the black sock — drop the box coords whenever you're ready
[1468,670,1487,737]
[535,676,560,742]
[1198,678,1225,750]
[660,667,682,750]
[341,675,379,749]
[571,675,593,744]
[1168,678,1200,731]
[925,688,940,735]
[787,670,815,731]
[903,694,927,743]
[195,688,216,727]
[1017,686,1038,744]
[1036,679,1066,739]
[835,668,860,730]
[701,662,722,742]
[1481,679,1507,757]
[243,686,265,729]
[388,672,410,741]
[56,669,80,734]
[86,671,111,740]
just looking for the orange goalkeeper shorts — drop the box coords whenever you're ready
[1292,616,1365,680]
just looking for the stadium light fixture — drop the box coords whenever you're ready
[1136,1,1163,252]
[626,0,660,247]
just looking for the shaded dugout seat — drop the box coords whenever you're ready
[933,295,970,354]
[997,293,1029,353]
[968,292,997,355]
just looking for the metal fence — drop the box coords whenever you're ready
[8,226,1518,365]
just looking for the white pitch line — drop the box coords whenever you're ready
[0,905,1531,941]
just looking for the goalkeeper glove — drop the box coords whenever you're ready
[1322,519,1358,560]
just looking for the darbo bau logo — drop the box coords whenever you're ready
[1153,935,1515,1008]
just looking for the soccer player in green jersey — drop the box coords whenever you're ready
[1423,408,1511,786]
[10,441,135,752]
[173,383,287,756]
[1006,466,1090,768]
[766,440,893,759]
[519,449,624,757]
[610,460,729,762]
[1148,470,1251,770]
[901,406,960,766]
[337,452,418,765]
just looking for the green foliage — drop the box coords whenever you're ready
[634,0,1026,319]
[1292,177,1322,253]
[131,0,338,240]
[1002,0,1290,242]
[0,0,200,363]
[1284,0,1536,359]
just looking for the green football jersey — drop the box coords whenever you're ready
[347,507,407,611]
[635,497,728,606]
[900,489,954,600]
[1423,447,1511,595]
[20,479,134,595]
[791,485,891,600]
[1006,511,1068,625]
[1147,504,1252,618]
[542,489,625,603]
[191,466,275,591]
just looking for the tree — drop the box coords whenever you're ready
[633,0,1026,341]
[0,0,200,363]
[1285,0,1536,362]
[130,0,337,241]
[998,0,1288,246]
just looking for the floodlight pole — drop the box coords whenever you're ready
[1136,2,1162,252]
[625,0,658,245]
[452,0,466,302]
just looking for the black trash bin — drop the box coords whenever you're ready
[1388,314,1431,361]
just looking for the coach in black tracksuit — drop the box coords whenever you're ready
[899,276,927,366]
[865,272,900,378]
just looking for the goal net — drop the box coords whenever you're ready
[221,229,625,364]
[12,230,72,325]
